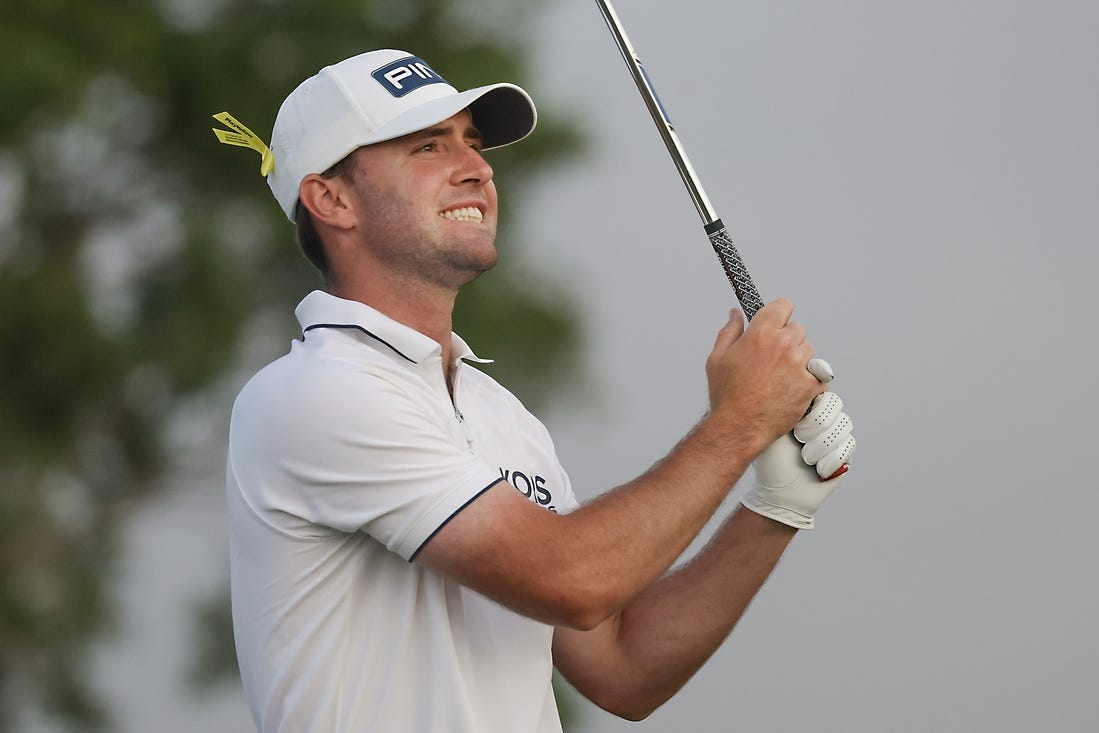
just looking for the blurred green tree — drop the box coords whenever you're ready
[0,0,583,729]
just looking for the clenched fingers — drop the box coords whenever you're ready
[750,298,795,328]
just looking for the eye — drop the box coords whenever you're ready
[416,141,437,153]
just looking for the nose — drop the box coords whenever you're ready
[453,145,493,187]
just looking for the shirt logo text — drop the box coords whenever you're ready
[500,468,557,513]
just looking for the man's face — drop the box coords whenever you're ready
[344,109,499,290]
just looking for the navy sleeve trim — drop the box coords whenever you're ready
[408,477,510,562]
[303,323,417,364]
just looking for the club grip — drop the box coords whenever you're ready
[705,219,764,320]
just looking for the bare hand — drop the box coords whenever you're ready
[704,299,827,452]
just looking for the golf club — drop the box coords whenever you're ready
[594,0,765,320]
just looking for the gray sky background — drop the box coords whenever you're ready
[72,1,1098,732]
[525,1,1099,731]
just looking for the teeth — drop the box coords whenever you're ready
[440,206,483,223]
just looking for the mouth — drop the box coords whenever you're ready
[439,205,485,223]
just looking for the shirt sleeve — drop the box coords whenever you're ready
[229,358,505,561]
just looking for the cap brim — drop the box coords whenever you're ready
[466,84,537,149]
[359,82,537,152]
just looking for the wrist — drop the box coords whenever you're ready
[698,410,770,457]
[689,412,764,482]
[740,495,815,530]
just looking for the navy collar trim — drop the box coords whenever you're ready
[303,323,418,364]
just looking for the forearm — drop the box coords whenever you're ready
[552,413,763,624]
[554,506,796,719]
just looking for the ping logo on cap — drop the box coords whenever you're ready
[372,56,447,98]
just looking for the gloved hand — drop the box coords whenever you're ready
[741,391,855,530]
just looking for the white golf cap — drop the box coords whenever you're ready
[267,49,537,220]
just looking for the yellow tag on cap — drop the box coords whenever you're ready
[211,112,275,177]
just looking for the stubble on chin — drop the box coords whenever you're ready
[352,177,500,289]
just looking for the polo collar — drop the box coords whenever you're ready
[295,290,491,366]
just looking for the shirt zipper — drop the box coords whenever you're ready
[450,363,473,450]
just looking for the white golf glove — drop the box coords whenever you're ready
[741,392,856,530]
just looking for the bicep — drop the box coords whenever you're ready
[415,481,582,626]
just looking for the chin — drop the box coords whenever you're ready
[468,252,499,277]
[442,248,497,288]
[466,237,499,270]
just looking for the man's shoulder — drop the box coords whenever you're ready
[459,361,526,406]
[231,333,417,427]
[458,362,556,438]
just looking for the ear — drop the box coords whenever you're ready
[298,172,357,230]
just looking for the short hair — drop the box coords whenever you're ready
[294,152,359,277]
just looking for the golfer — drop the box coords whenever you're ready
[222,49,855,733]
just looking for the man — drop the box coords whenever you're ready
[219,49,855,733]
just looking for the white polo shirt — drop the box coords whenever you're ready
[227,290,578,733]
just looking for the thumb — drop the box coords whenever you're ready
[712,308,745,354]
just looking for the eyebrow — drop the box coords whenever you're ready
[406,122,484,144]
